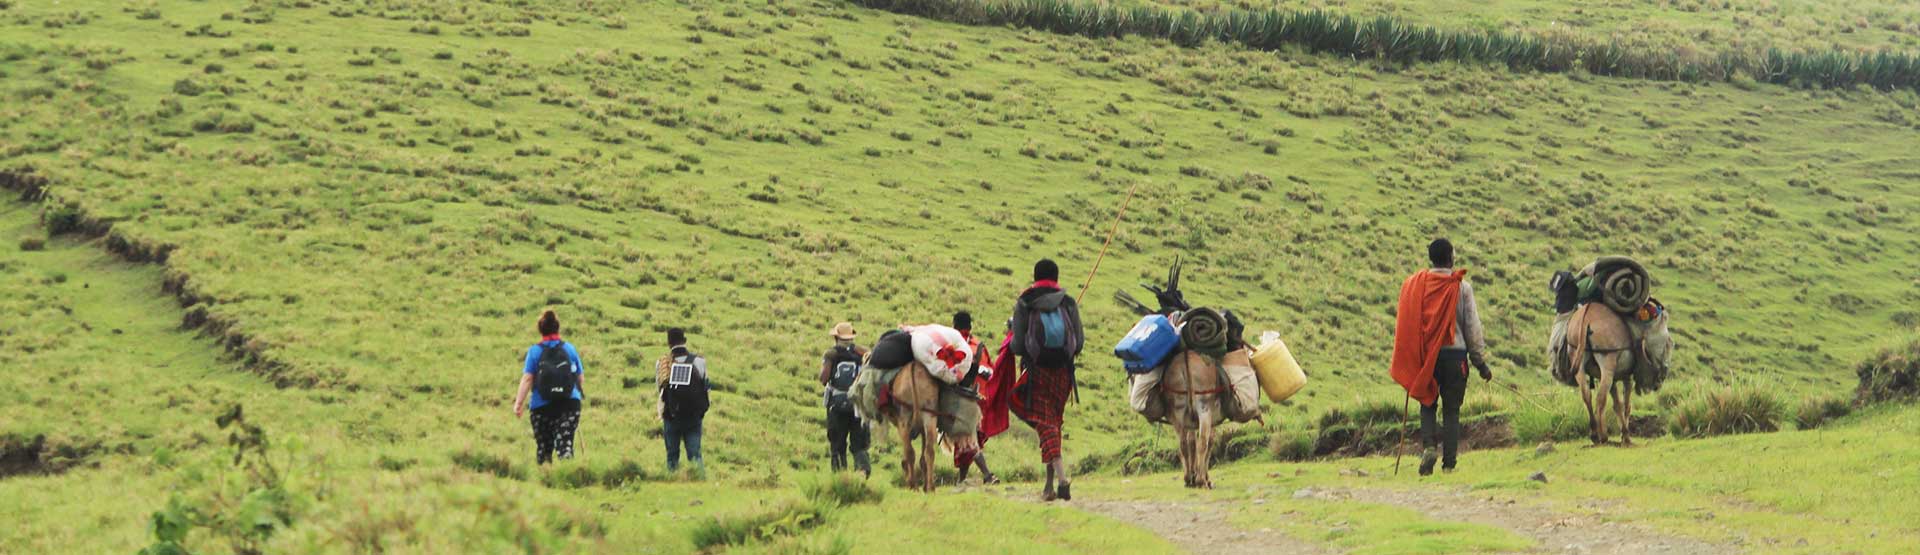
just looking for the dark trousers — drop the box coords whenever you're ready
[529,403,580,465]
[825,409,870,473]
[1420,354,1469,467]
[664,418,703,471]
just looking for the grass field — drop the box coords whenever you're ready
[2,0,1918,552]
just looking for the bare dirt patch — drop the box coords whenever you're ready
[1316,486,1739,555]
[1072,498,1335,555]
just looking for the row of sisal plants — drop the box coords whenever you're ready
[853,0,1920,92]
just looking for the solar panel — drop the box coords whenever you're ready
[669,362,694,386]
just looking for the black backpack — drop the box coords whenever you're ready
[533,342,576,403]
[1023,291,1083,368]
[662,353,710,421]
[825,346,862,413]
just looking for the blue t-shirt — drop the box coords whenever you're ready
[524,340,584,409]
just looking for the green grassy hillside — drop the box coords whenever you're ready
[3,0,1918,552]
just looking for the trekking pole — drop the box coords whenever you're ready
[1078,180,1143,301]
[1393,393,1410,476]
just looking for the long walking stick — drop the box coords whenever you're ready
[1393,393,1411,476]
[1078,180,1143,300]
[1066,181,1142,407]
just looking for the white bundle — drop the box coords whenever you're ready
[905,324,974,384]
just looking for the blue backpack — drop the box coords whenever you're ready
[1023,291,1082,368]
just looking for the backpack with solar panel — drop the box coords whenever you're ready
[661,352,709,421]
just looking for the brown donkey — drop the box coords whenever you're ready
[881,363,943,492]
[1160,352,1225,488]
[1565,304,1639,446]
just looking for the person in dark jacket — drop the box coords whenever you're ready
[1009,259,1084,501]
[819,322,871,477]
[657,327,709,473]
[512,310,584,465]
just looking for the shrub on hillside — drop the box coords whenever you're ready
[690,499,828,550]
[1268,430,1313,461]
[449,448,525,480]
[801,472,883,507]
[1511,405,1590,444]
[1855,336,1920,404]
[18,236,45,251]
[1664,388,1784,438]
[1792,396,1851,430]
[539,459,649,489]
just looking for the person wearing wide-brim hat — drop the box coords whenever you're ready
[819,322,872,477]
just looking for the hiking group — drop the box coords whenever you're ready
[505,241,1671,495]
[510,312,710,474]
[830,259,1084,497]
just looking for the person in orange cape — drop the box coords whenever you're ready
[951,311,1010,485]
[1391,239,1493,476]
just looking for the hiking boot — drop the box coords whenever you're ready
[1418,449,1438,477]
[981,472,1001,485]
[1057,483,1072,501]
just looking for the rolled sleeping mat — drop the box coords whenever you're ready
[1591,256,1650,314]
[1181,307,1230,356]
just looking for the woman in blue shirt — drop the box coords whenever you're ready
[512,310,584,464]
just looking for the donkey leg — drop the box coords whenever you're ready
[1592,354,1618,446]
[898,415,916,488]
[1577,369,1599,444]
[923,418,939,492]
[1618,380,1635,447]
[1169,411,1183,487]
[1198,412,1215,489]
[1572,345,1600,445]
[1620,384,1635,445]
[1177,422,1195,488]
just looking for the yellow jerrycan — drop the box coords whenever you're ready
[1250,331,1306,402]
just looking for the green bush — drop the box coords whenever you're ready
[1792,396,1851,430]
[18,236,45,251]
[1267,430,1313,461]
[449,448,525,480]
[689,499,828,550]
[41,204,84,235]
[1855,336,1920,405]
[1510,405,1590,444]
[801,472,884,508]
[1665,388,1784,438]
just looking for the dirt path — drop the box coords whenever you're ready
[1028,484,1737,554]
[1316,486,1739,555]
[1070,498,1335,555]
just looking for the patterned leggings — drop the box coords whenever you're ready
[1013,366,1072,464]
[529,405,580,464]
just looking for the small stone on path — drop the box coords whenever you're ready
[1536,442,1556,456]
[1529,471,1549,483]
[1293,488,1316,499]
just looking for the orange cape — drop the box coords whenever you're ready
[1390,270,1465,407]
